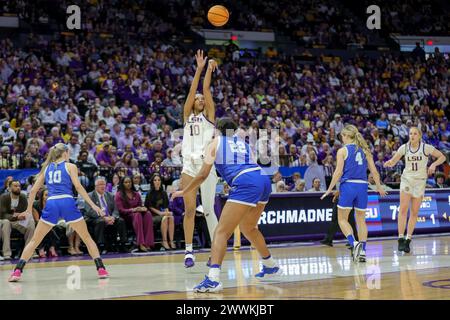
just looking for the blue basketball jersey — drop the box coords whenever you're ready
[215,136,260,185]
[340,144,368,183]
[45,161,73,197]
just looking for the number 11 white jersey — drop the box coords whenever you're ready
[397,142,435,180]
[182,112,215,163]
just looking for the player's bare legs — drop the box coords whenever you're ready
[70,219,100,259]
[398,191,412,237]
[209,202,250,266]
[354,210,368,243]
[239,203,270,258]
[403,196,423,253]
[70,219,109,278]
[398,191,412,252]
[18,221,52,262]
[354,209,368,262]
[182,173,200,267]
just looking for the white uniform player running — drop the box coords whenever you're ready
[181,50,219,268]
[384,127,446,253]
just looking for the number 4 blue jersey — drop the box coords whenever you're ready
[45,161,73,197]
[214,136,260,186]
[340,144,368,183]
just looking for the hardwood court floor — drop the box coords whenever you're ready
[1,235,449,300]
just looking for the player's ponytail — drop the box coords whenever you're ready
[341,124,370,155]
[38,143,68,177]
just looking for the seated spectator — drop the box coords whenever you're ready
[144,173,176,250]
[434,173,449,188]
[275,180,287,193]
[115,176,154,252]
[288,172,302,190]
[150,152,164,173]
[292,179,306,192]
[304,151,326,190]
[0,145,19,169]
[0,180,36,260]
[0,176,13,194]
[32,188,65,258]
[308,178,325,192]
[106,173,121,195]
[85,177,128,253]
[132,173,147,193]
[271,171,283,192]
[76,150,98,190]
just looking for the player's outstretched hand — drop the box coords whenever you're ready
[378,187,388,197]
[171,191,183,200]
[208,59,218,72]
[383,160,393,168]
[94,206,105,217]
[195,49,207,69]
[320,190,332,200]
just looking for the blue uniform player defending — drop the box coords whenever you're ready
[321,125,386,262]
[9,143,109,282]
[172,118,282,293]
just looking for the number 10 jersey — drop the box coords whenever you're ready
[182,112,215,164]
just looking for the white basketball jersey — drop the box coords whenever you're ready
[398,142,435,180]
[182,112,215,163]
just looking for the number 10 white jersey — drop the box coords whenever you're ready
[182,112,215,164]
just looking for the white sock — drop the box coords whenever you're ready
[262,255,277,268]
[399,234,404,239]
[406,234,412,240]
[208,266,221,282]
[185,244,193,253]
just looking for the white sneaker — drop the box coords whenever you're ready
[358,249,366,263]
[352,242,362,262]
[0,255,4,261]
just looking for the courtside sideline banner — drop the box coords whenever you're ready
[221,189,450,241]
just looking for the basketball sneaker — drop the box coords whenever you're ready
[398,237,406,252]
[352,242,362,262]
[97,268,109,279]
[8,269,22,282]
[403,239,411,253]
[358,249,366,263]
[193,276,223,293]
[184,251,195,268]
[255,265,283,280]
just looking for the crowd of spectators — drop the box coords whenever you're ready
[0,32,449,188]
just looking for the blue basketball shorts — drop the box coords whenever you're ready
[40,196,84,226]
[227,170,272,207]
[338,181,368,211]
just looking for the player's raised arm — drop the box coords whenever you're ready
[203,59,217,123]
[384,144,405,168]
[66,162,104,216]
[321,147,346,199]
[366,151,387,197]
[428,148,447,176]
[183,49,208,123]
[172,137,218,199]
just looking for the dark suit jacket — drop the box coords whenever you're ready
[85,191,120,221]
[0,192,28,221]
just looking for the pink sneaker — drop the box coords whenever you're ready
[8,269,22,282]
[97,268,109,279]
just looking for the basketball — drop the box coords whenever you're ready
[207,5,229,27]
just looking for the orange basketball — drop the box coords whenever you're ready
[207,5,229,27]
